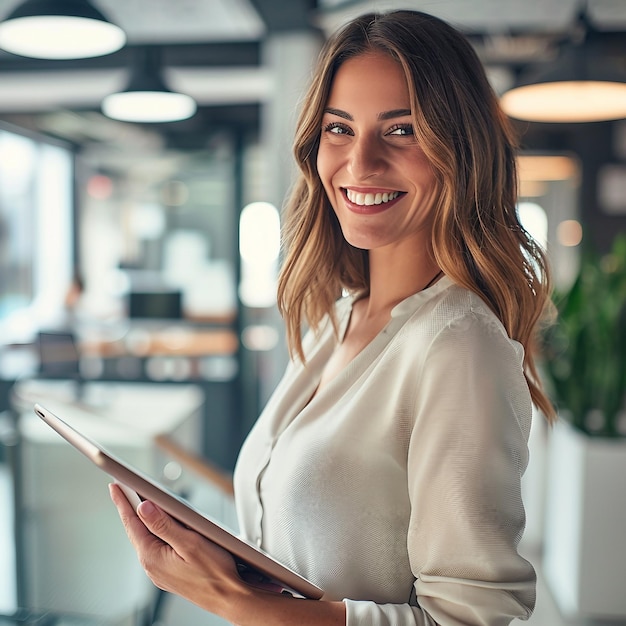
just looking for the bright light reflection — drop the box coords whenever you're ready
[239,202,280,263]
[517,201,548,249]
[0,132,36,191]
[239,202,280,308]
[556,220,583,247]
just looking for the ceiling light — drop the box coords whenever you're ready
[102,90,197,124]
[101,48,197,123]
[0,0,126,59]
[500,9,626,123]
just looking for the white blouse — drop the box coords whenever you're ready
[233,276,536,625]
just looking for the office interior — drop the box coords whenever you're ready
[0,0,625,624]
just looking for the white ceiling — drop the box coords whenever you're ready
[0,0,624,149]
[317,0,626,32]
[0,0,266,44]
[1,0,623,43]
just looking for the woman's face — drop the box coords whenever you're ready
[317,51,439,254]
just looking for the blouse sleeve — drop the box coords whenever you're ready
[343,310,536,625]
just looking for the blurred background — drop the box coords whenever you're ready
[0,0,625,624]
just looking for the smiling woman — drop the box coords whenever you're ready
[111,10,555,626]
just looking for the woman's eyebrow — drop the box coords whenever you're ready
[378,108,412,120]
[324,107,352,120]
[323,107,412,121]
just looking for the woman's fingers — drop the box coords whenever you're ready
[135,499,194,554]
[108,483,298,619]
[109,483,194,589]
[109,483,237,578]
[108,482,162,550]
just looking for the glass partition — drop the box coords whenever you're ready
[517,153,581,290]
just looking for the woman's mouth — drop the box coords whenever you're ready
[342,188,405,213]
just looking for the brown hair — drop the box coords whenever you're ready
[277,10,555,421]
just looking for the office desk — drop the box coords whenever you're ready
[0,321,242,471]
[81,326,238,358]
[12,380,204,625]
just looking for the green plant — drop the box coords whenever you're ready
[542,233,626,437]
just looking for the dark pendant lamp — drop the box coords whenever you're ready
[101,47,197,123]
[500,8,626,123]
[0,0,126,59]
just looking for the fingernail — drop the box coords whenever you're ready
[138,500,155,518]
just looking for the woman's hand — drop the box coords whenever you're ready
[109,483,346,626]
[108,482,243,616]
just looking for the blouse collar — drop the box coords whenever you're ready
[390,274,453,318]
[338,275,453,342]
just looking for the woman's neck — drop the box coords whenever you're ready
[364,245,441,317]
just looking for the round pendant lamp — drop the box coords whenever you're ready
[501,9,626,123]
[102,47,197,123]
[0,0,126,59]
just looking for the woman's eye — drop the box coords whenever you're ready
[323,122,352,136]
[387,124,414,136]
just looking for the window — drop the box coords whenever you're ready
[0,125,73,335]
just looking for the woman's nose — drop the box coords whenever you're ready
[346,134,385,180]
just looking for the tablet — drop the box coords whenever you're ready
[33,403,324,600]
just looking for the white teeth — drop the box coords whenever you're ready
[346,189,400,206]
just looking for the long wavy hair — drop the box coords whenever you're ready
[277,10,555,421]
